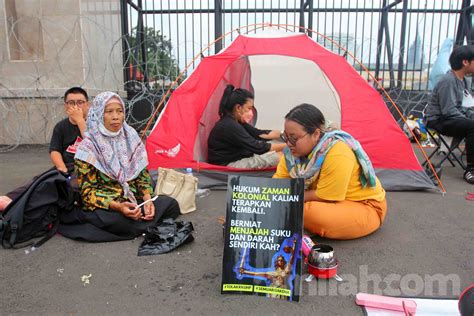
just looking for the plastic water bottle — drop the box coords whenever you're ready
[185,167,193,176]
[186,168,211,198]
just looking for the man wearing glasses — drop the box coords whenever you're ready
[0,87,90,211]
[49,87,90,174]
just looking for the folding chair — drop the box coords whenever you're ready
[408,103,467,171]
[423,129,467,170]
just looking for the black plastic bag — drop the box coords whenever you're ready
[137,218,194,256]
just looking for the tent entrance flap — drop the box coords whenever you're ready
[195,56,253,163]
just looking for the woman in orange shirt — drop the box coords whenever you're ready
[273,103,387,240]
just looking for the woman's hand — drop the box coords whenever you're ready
[110,201,141,220]
[260,130,283,141]
[121,201,141,220]
[140,194,155,221]
[270,143,286,152]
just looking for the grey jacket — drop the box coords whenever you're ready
[425,71,474,122]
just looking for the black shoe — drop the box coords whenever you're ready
[464,169,474,184]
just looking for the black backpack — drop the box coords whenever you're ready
[0,169,73,249]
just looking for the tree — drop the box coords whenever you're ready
[127,27,182,89]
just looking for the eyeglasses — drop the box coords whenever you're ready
[280,132,308,146]
[65,100,87,106]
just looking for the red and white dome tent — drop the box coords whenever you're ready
[144,23,440,192]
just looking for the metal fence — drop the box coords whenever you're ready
[121,0,472,93]
[119,0,473,128]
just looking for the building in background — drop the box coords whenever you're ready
[0,0,123,145]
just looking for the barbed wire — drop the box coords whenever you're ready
[0,15,171,153]
[0,15,431,153]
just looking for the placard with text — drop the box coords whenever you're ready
[221,175,304,302]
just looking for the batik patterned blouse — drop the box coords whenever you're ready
[75,160,153,211]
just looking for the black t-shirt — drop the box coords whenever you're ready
[207,116,271,165]
[49,118,82,166]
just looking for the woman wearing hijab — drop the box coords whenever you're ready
[273,103,387,240]
[58,92,180,241]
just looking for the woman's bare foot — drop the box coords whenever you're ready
[0,196,12,211]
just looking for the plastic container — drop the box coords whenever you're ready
[307,244,339,279]
[196,188,211,198]
[302,235,315,257]
[307,261,339,279]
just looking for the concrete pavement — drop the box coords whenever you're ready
[1,145,473,314]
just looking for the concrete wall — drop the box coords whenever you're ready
[0,0,124,145]
[0,97,64,145]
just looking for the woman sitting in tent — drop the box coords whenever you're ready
[273,103,387,240]
[58,91,180,242]
[207,85,286,168]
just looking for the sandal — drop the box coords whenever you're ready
[464,169,474,185]
[466,192,474,201]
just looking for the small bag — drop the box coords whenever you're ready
[462,89,474,108]
[154,167,197,214]
[137,219,194,256]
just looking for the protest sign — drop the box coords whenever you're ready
[221,175,304,302]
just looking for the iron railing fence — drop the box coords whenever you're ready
[121,1,472,92]
[120,1,473,129]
